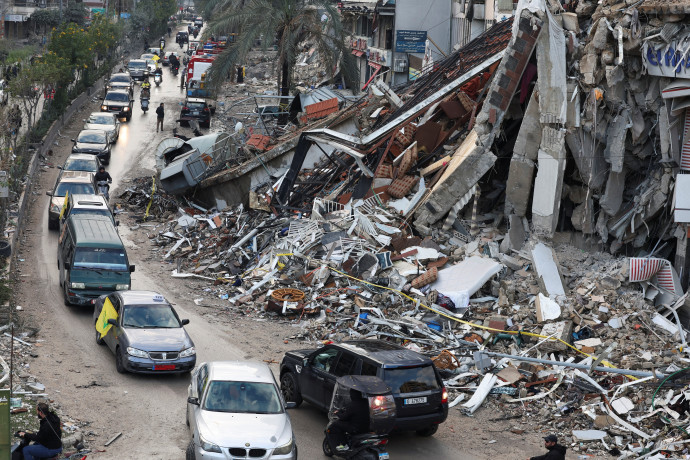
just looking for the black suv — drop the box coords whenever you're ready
[279,340,448,436]
[176,31,189,45]
[179,97,213,128]
[101,89,134,121]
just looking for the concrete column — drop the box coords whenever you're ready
[532,126,567,235]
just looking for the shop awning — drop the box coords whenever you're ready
[351,50,364,57]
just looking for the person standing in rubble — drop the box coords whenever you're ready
[527,434,567,460]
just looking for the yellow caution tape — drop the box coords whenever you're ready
[144,175,156,221]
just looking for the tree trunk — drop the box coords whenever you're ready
[278,60,289,126]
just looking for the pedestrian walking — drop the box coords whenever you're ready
[156,102,165,132]
[527,434,567,460]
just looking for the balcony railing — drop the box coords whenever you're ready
[12,0,61,7]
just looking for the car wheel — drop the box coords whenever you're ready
[202,121,210,129]
[115,347,127,374]
[63,284,71,306]
[280,372,302,407]
[185,406,189,427]
[48,218,57,230]
[416,425,438,437]
[95,325,104,345]
[322,437,333,457]
[185,439,195,460]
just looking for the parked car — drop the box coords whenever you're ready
[0,79,8,105]
[279,340,448,436]
[162,51,179,66]
[59,193,116,233]
[186,361,297,460]
[71,129,111,164]
[176,31,189,45]
[93,291,195,374]
[180,98,213,128]
[194,16,203,27]
[46,171,96,230]
[84,112,120,144]
[101,89,134,121]
[126,59,148,81]
[141,55,158,74]
[106,73,133,96]
[61,154,101,173]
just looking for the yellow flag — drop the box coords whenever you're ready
[96,297,118,339]
[59,190,69,220]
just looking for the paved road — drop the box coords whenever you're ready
[26,24,476,459]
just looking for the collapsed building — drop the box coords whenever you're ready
[137,0,690,455]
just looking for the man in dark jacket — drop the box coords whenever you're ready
[156,102,165,132]
[528,434,567,460]
[18,402,62,460]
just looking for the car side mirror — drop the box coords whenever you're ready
[63,262,70,269]
[107,318,117,326]
[57,166,62,170]
[285,402,297,409]
[129,265,135,273]
[70,139,75,143]
[302,357,309,367]
[181,319,190,325]
[115,220,120,227]
[45,191,53,196]
[187,396,200,406]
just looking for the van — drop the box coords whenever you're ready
[58,214,134,306]
[59,194,117,232]
[127,59,148,81]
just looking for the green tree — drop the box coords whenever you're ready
[204,0,358,123]
[49,22,91,68]
[30,9,61,35]
[64,2,89,26]
[129,0,178,40]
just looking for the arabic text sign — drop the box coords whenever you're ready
[644,41,690,78]
[396,30,427,54]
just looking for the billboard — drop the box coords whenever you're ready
[395,30,427,53]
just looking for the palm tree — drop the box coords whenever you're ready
[202,0,358,122]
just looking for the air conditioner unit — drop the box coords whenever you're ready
[394,58,407,73]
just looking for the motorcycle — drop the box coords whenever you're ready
[141,97,149,113]
[171,63,179,76]
[154,73,162,86]
[97,180,111,202]
[323,375,394,460]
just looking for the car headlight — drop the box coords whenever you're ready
[126,347,148,358]
[50,204,61,213]
[101,105,107,111]
[273,438,294,455]
[115,284,130,291]
[123,107,130,111]
[179,347,195,358]
[70,282,85,289]
[199,434,222,453]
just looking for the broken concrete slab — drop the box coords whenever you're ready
[530,243,566,297]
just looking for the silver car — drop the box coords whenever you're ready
[186,361,297,460]
[93,291,196,374]
[84,112,120,144]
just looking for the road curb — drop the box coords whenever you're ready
[8,76,107,290]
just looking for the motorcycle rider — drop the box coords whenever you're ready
[141,79,151,95]
[15,402,62,460]
[328,389,369,451]
[95,166,112,185]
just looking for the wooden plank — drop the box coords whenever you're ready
[420,155,451,176]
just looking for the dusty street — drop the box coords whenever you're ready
[7,31,549,459]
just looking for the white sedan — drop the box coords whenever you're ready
[84,112,120,144]
[186,361,297,460]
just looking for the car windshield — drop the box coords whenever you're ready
[63,158,98,172]
[88,115,114,125]
[54,182,95,196]
[110,75,130,83]
[122,304,181,328]
[73,247,127,270]
[129,61,145,69]
[383,366,440,393]
[145,59,156,67]
[186,102,206,110]
[77,132,106,143]
[203,381,283,414]
[105,92,129,102]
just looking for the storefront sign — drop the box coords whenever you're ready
[6,15,25,22]
[643,40,690,78]
[395,30,427,53]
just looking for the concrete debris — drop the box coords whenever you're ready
[113,4,690,456]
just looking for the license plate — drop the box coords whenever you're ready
[379,454,389,460]
[153,364,175,371]
[404,397,427,405]
[192,111,199,115]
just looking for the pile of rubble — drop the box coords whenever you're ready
[0,324,90,456]
[119,171,690,457]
